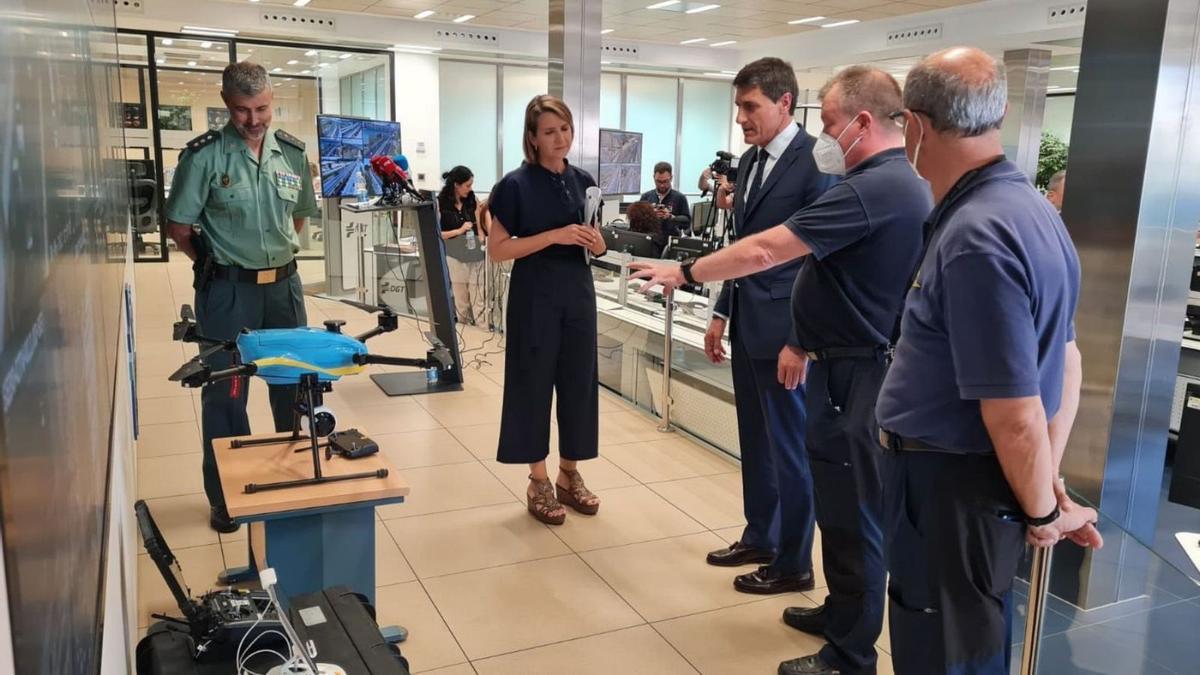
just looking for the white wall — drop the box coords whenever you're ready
[391,52,440,192]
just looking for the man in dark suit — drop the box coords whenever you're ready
[639,161,691,236]
[703,57,836,594]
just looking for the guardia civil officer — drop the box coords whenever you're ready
[487,95,606,526]
[876,47,1103,675]
[631,66,932,675]
[702,57,837,596]
[165,61,318,533]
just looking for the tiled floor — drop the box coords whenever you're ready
[131,259,889,674]
[132,259,1200,674]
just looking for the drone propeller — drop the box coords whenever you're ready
[168,358,209,386]
[312,294,392,315]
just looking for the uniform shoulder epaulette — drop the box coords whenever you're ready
[275,129,305,152]
[184,130,220,153]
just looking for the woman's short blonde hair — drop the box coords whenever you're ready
[522,95,575,164]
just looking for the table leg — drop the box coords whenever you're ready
[264,506,376,605]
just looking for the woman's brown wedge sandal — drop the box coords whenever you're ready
[556,469,600,515]
[527,476,566,525]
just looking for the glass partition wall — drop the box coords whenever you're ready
[117,31,393,282]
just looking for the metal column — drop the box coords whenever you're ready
[548,0,602,179]
[1000,48,1051,180]
[1054,0,1200,607]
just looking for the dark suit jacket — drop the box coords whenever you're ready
[714,125,836,360]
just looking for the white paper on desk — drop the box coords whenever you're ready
[583,186,602,264]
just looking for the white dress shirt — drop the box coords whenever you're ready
[742,121,801,202]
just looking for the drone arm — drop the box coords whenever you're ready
[353,326,388,342]
[353,354,430,369]
[208,363,258,381]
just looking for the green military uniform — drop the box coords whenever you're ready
[165,122,319,514]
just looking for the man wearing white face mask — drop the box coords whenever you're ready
[629,66,931,675]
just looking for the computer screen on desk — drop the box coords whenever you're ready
[601,226,661,258]
[662,236,718,262]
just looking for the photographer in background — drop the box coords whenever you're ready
[698,57,837,595]
[639,161,691,236]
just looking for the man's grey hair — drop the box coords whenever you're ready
[222,61,272,97]
[1048,169,1066,191]
[904,49,1006,137]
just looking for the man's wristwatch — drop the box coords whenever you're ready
[680,257,698,285]
[1025,504,1061,527]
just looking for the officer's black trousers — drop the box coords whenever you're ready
[496,256,598,464]
[885,449,1026,675]
[195,273,307,509]
[805,358,888,675]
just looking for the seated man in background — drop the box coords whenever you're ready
[639,161,691,236]
[625,201,667,257]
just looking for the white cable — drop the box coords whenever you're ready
[234,609,268,669]
[238,647,291,675]
[237,629,291,670]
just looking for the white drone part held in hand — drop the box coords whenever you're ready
[583,185,602,263]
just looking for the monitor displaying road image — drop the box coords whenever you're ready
[598,128,642,195]
[317,115,402,198]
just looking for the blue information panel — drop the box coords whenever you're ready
[317,115,402,198]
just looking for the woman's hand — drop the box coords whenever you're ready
[459,221,475,235]
[548,224,596,248]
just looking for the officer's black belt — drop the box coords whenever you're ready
[809,345,891,362]
[211,259,297,285]
[878,427,979,454]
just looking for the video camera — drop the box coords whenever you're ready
[709,150,738,184]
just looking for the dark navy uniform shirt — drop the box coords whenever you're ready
[489,160,596,261]
[785,148,933,350]
[876,158,1081,454]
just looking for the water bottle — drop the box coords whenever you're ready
[465,228,476,251]
[353,168,368,204]
[426,366,439,385]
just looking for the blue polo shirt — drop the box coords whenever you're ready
[785,148,933,350]
[876,158,1080,454]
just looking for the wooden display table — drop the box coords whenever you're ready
[214,430,409,606]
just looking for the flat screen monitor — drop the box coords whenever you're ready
[598,128,642,196]
[317,114,402,199]
[601,225,661,258]
[662,236,718,261]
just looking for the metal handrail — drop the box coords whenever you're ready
[1019,545,1053,674]
[658,288,675,432]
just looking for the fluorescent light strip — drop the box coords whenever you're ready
[710,40,736,47]
[704,72,735,78]
[453,14,475,23]
[601,28,614,34]
[646,1,680,9]
[392,44,441,51]
[339,53,352,59]
[414,10,434,19]
[788,16,825,25]
[1049,65,1079,71]
[304,49,318,56]
[686,3,720,13]
[821,19,860,28]
[293,0,311,7]
[180,26,238,36]
[680,37,707,44]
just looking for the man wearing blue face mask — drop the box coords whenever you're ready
[630,66,932,675]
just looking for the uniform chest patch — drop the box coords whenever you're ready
[274,170,301,190]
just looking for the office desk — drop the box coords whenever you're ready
[215,431,409,606]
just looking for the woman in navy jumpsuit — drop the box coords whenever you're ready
[487,95,607,525]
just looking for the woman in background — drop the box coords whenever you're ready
[624,201,667,257]
[437,166,488,326]
[488,95,606,525]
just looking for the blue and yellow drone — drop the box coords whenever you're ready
[169,298,451,493]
